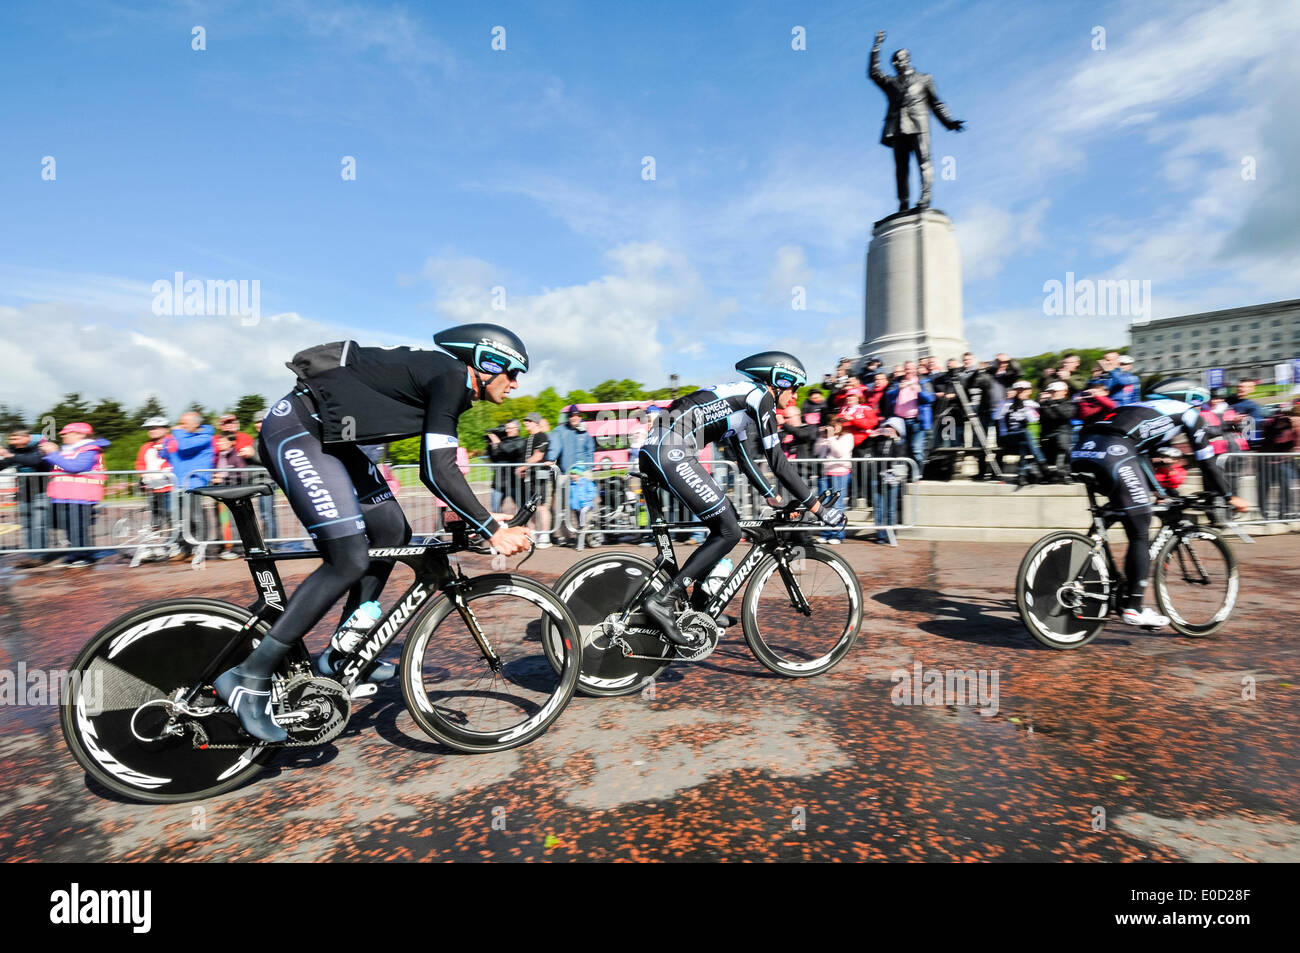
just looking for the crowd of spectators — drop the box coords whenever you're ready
[770,350,1300,532]
[4,366,1300,564]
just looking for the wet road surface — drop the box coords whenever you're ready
[1,536,1296,862]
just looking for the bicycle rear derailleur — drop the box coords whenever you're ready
[130,674,351,750]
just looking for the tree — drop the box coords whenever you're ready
[38,393,92,437]
[231,394,268,428]
[86,398,134,442]
[534,386,565,423]
[0,403,28,434]
[131,395,168,427]
[591,379,646,403]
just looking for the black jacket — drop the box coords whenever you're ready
[486,434,526,493]
[0,441,52,503]
[1038,397,1075,436]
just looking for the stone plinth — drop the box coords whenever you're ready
[860,208,967,367]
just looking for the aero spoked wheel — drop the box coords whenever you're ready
[59,598,279,804]
[741,545,862,677]
[1154,526,1237,637]
[400,574,580,752]
[546,552,673,697]
[1016,532,1110,649]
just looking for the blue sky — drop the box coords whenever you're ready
[2,0,1298,416]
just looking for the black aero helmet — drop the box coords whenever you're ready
[735,351,808,391]
[434,323,529,377]
[1145,377,1209,407]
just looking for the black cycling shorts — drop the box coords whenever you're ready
[638,441,729,520]
[258,389,395,541]
[1069,432,1154,512]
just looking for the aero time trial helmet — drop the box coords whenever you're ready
[1145,377,1209,407]
[434,323,529,377]
[735,351,808,391]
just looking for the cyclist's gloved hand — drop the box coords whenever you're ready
[819,506,846,529]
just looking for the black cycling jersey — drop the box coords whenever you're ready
[283,341,503,537]
[1076,399,1229,498]
[643,381,815,507]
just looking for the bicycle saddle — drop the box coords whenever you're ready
[188,484,274,501]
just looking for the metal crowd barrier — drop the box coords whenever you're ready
[0,469,181,563]
[550,455,920,547]
[1220,452,1300,523]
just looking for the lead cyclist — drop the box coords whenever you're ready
[214,323,534,742]
[637,351,843,647]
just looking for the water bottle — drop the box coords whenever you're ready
[330,600,383,654]
[701,558,734,596]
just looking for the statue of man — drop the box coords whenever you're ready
[869,30,965,213]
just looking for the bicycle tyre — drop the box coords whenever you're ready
[59,598,283,804]
[400,574,580,752]
[1153,525,1238,637]
[1015,531,1110,649]
[741,544,862,677]
[545,551,672,697]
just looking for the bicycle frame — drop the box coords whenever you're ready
[616,483,810,627]
[182,490,503,705]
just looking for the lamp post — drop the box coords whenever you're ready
[669,373,679,399]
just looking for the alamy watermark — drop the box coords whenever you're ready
[152,271,261,325]
[1042,272,1151,320]
[890,659,1000,716]
[1,663,103,712]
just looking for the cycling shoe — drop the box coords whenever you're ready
[315,648,396,684]
[214,668,288,743]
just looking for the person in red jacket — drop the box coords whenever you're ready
[134,416,176,557]
[837,389,879,507]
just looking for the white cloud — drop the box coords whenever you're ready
[0,302,356,418]
[422,241,706,394]
[957,199,1048,281]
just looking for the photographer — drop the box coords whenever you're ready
[485,418,525,513]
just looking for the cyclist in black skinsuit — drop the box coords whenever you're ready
[638,351,843,646]
[1070,378,1247,628]
[215,324,534,742]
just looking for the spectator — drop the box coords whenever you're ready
[1037,381,1075,481]
[1259,402,1300,518]
[43,422,110,567]
[1228,379,1266,445]
[211,432,248,559]
[801,389,828,426]
[485,418,525,513]
[963,357,1004,479]
[0,427,53,563]
[991,353,1024,391]
[1152,448,1187,495]
[931,357,966,450]
[837,388,879,506]
[883,360,936,467]
[1058,353,1083,389]
[868,417,907,544]
[813,419,854,544]
[780,403,817,457]
[216,413,254,457]
[134,416,176,558]
[863,371,890,416]
[547,405,595,473]
[1107,355,1141,406]
[160,411,216,554]
[519,412,553,547]
[566,463,599,546]
[994,380,1046,484]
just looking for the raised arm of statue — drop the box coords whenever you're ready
[868,31,888,88]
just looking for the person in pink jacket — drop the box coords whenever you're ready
[42,422,110,566]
